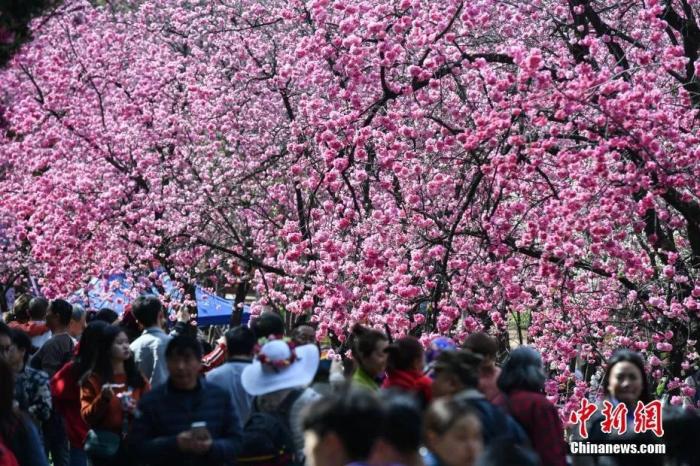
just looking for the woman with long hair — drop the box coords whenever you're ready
[349,324,389,391]
[0,357,48,466]
[571,349,663,466]
[80,325,149,466]
[51,320,108,466]
[600,349,652,407]
[495,346,566,466]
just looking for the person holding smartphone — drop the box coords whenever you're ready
[80,325,150,466]
[130,335,242,466]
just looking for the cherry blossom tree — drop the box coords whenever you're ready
[2,0,700,409]
[0,0,61,67]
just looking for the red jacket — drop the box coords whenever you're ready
[8,321,49,338]
[382,369,432,404]
[496,389,567,466]
[51,361,87,448]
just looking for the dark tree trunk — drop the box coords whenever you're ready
[0,286,8,315]
[229,281,249,327]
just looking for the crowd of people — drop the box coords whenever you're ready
[0,293,699,466]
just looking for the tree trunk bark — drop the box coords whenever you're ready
[229,281,249,327]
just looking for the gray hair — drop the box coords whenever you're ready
[71,304,86,322]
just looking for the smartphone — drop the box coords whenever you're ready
[191,422,210,441]
[104,383,126,389]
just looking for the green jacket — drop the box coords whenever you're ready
[352,367,380,391]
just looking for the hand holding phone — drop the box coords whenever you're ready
[191,422,211,441]
[101,383,124,400]
[190,422,212,454]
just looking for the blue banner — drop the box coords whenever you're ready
[70,273,247,327]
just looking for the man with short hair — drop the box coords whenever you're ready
[67,305,86,342]
[29,299,74,466]
[302,389,384,466]
[93,307,119,324]
[369,392,423,466]
[30,299,74,377]
[432,349,528,446]
[28,297,51,349]
[463,332,502,402]
[130,296,172,387]
[9,295,52,349]
[201,311,285,373]
[205,326,256,427]
[130,335,242,466]
[251,311,285,339]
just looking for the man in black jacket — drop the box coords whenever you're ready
[131,335,242,466]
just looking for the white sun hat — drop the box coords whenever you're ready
[241,338,320,396]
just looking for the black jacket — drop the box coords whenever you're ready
[130,378,242,466]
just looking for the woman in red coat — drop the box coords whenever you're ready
[495,346,567,466]
[51,321,108,466]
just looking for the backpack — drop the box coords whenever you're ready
[237,389,305,466]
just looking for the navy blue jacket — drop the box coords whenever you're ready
[455,389,529,446]
[130,378,242,466]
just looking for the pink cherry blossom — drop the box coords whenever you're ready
[1,0,699,413]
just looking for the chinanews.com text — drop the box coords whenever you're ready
[569,442,666,455]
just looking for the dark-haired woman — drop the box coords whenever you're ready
[495,346,566,466]
[350,324,389,391]
[8,330,52,427]
[382,336,433,406]
[0,357,48,466]
[52,321,108,466]
[571,349,663,466]
[80,325,149,465]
